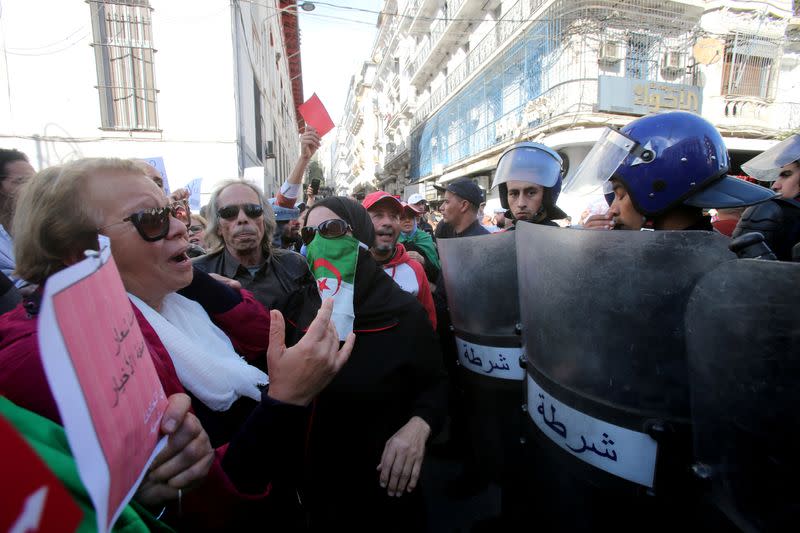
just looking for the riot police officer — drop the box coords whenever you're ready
[491,141,568,229]
[732,134,800,261]
[519,111,773,531]
[576,111,775,231]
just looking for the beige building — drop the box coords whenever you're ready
[0,0,306,204]
[336,0,800,216]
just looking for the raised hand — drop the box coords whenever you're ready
[265,299,355,406]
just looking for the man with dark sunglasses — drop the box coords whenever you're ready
[193,179,313,313]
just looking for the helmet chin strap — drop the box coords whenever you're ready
[509,205,547,223]
[532,205,548,223]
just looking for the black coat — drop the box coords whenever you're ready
[284,250,448,531]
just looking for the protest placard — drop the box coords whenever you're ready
[299,93,335,136]
[38,236,168,532]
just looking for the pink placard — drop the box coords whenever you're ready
[298,93,335,136]
[39,240,167,532]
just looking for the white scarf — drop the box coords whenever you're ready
[129,292,268,411]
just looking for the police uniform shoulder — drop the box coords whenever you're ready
[775,197,800,211]
[742,199,785,220]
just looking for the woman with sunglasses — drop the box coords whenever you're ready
[186,214,208,258]
[0,158,354,531]
[285,196,447,532]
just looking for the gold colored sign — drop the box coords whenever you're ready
[633,82,700,114]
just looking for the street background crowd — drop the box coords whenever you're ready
[0,109,797,532]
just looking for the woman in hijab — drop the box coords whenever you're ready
[285,196,447,532]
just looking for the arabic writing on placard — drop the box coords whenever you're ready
[44,241,168,532]
[144,391,163,433]
[110,312,146,408]
[455,337,525,380]
[526,374,657,487]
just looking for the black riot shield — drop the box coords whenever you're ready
[687,260,800,532]
[515,223,736,529]
[438,231,525,480]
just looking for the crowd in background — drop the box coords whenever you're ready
[0,109,797,532]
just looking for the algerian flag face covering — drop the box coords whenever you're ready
[306,233,360,340]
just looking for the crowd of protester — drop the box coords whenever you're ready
[0,110,798,532]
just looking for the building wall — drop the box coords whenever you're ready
[0,0,301,205]
[232,0,301,198]
[332,63,380,197]
[343,0,800,213]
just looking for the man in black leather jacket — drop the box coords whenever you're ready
[194,179,313,312]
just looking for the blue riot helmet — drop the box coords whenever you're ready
[492,141,567,219]
[565,111,775,218]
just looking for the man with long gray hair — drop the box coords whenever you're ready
[193,179,312,312]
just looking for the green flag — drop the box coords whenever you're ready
[305,234,360,340]
[399,229,440,270]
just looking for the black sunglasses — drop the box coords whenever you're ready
[100,201,188,242]
[301,219,351,245]
[217,203,264,220]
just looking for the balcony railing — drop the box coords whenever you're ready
[385,140,409,169]
[708,95,800,131]
[404,0,465,81]
[412,0,547,128]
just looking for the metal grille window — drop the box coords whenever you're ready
[721,33,781,100]
[89,0,159,131]
[626,33,658,80]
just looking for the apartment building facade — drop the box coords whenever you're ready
[0,0,305,204]
[337,0,800,216]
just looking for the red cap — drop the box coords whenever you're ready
[401,202,423,215]
[362,190,403,212]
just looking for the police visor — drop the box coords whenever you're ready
[741,134,800,182]
[562,128,637,196]
[492,144,562,189]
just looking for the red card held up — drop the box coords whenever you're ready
[0,412,83,533]
[298,93,335,137]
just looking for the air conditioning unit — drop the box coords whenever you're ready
[599,41,624,63]
[264,140,275,159]
[661,50,686,72]
[432,164,444,176]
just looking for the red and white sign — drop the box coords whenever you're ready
[38,236,168,532]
